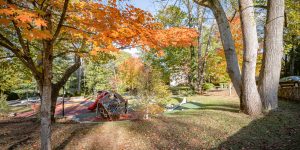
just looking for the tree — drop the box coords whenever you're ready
[239,0,262,115]
[156,5,187,28]
[258,0,285,111]
[194,0,285,115]
[196,6,206,93]
[193,0,242,109]
[0,0,197,148]
[283,0,300,76]
[118,57,145,94]
[84,53,117,94]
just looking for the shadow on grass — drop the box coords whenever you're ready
[53,123,98,150]
[218,101,300,150]
[126,117,225,149]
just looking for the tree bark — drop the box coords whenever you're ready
[197,7,206,93]
[185,0,196,89]
[50,85,60,123]
[259,0,285,111]
[194,0,243,109]
[40,44,53,150]
[239,0,262,116]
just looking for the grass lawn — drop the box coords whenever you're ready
[1,95,299,149]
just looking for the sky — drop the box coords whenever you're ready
[130,0,157,15]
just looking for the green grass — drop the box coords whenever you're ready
[54,95,300,150]
[2,95,299,149]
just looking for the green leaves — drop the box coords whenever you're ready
[156,6,187,28]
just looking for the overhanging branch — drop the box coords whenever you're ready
[52,0,70,42]
[54,56,81,89]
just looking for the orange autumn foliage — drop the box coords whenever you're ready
[118,58,144,90]
[0,0,198,55]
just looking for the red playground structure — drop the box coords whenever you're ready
[88,91,128,119]
[88,91,109,111]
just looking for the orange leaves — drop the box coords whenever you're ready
[15,12,36,23]
[1,0,198,58]
[144,27,198,49]
[0,4,47,27]
[34,18,47,27]
[0,18,10,25]
[23,29,52,41]
[0,1,49,41]
[59,1,198,56]
[0,0,6,5]
[119,58,144,75]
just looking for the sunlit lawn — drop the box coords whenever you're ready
[1,96,299,149]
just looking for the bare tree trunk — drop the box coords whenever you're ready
[197,7,206,93]
[198,24,215,93]
[40,46,53,150]
[259,0,285,111]
[50,86,60,123]
[184,0,196,89]
[239,0,262,116]
[77,66,82,94]
[290,48,295,75]
[194,0,243,109]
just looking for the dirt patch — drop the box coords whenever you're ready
[0,117,94,150]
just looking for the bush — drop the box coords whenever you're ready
[203,83,215,91]
[0,93,9,113]
[170,86,194,96]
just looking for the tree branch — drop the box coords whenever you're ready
[12,21,29,52]
[0,33,15,48]
[229,9,237,22]
[193,0,211,7]
[62,24,95,35]
[52,0,70,42]
[53,50,88,58]
[0,34,41,80]
[0,41,14,52]
[54,56,81,89]
[254,5,267,9]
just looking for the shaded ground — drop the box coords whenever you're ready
[1,96,300,149]
[9,97,135,122]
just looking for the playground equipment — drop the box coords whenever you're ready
[88,91,128,119]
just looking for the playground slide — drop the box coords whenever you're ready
[88,92,107,110]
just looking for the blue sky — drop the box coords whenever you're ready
[127,0,159,15]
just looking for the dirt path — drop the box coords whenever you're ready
[64,122,151,150]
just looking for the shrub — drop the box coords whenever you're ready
[0,93,9,113]
[203,83,215,91]
[170,86,194,96]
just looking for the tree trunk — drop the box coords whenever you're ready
[284,54,288,76]
[40,47,53,150]
[259,0,285,111]
[290,48,295,75]
[185,0,196,90]
[50,85,60,123]
[239,0,262,116]
[197,7,206,93]
[194,0,243,108]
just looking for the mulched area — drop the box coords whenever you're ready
[15,97,136,123]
